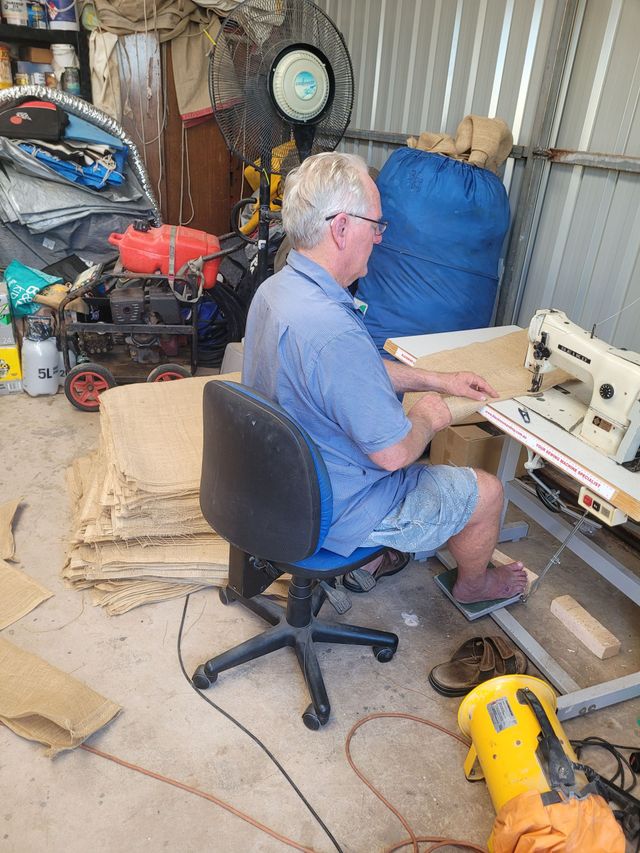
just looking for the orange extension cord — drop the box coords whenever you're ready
[74,712,488,853]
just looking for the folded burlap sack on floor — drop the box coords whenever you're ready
[0,560,53,630]
[0,637,121,756]
[0,498,21,561]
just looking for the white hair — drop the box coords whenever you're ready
[282,152,372,250]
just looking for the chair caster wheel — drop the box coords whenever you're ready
[373,646,395,662]
[302,705,322,731]
[219,587,235,606]
[192,665,217,689]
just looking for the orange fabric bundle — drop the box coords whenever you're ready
[489,789,625,853]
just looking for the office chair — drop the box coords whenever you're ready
[192,380,399,729]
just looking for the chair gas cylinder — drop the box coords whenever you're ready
[22,316,59,396]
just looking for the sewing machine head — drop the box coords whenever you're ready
[525,309,640,466]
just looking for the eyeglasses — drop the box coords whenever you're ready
[325,212,388,236]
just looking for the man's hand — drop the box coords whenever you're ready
[437,371,499,402]
[384,361,499,401]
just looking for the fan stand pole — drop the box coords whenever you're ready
[256,149,273,288]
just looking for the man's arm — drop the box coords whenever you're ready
[384,359,498,401]
[369,392,452,471]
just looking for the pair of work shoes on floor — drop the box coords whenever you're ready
[342,549,411,593]
[428,635,527,697]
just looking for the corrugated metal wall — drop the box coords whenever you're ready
[517,0,640,349]
[317,0,640,349]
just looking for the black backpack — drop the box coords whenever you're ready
[0,100,69,142]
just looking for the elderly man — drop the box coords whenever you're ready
[242,152,526,603]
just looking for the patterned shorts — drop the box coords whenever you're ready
[361,464,479,553]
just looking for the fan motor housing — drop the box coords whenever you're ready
[269,44,334,124]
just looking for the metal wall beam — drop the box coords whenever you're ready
[494,0,581,325]
[536,147,640,174]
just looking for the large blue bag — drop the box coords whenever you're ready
[358,147,510,353]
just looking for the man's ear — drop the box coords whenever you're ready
[330,214,348,250]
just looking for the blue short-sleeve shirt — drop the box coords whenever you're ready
[242,250,423,556]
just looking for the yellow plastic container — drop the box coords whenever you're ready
[458,675,583,813]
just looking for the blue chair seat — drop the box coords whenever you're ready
[292,545,384,572]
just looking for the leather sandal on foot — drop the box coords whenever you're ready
[342,549,411,593]
[427,635,527,697]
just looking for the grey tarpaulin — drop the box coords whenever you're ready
[0,88,160,264]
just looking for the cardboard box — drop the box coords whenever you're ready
[429,421,527,477]
[20,46,54,65]
[0,281,16,347]
[0,344,23,395]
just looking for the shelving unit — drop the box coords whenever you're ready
[0,23,90,100]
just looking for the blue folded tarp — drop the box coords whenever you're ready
[64,113,126,149]
[18,141,125,189]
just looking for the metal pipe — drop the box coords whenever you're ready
[535,147,640,174]
[344,127,525,158]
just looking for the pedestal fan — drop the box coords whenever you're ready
[209,0,354,286]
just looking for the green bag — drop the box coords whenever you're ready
[4,260,61,318]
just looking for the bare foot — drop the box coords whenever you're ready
[453,561,527,603]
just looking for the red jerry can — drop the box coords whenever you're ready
[108,222,222,288]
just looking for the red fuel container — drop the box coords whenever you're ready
[108,223,222,289]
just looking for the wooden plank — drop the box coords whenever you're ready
[163,43,243,234]
[550,594,621,660]
[118,33,164,208]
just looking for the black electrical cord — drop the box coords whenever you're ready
[176,593,344,853]
[570,735,639,792]
[196,283,247,367]
[572,735,640,850]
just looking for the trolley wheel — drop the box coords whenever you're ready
[64,363,116,412]
[146,363,191,382]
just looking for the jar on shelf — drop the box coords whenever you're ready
[1,0,28,26]
[0,43,13,90]
[61,65,80,95]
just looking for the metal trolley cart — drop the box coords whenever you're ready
[59,264,200,411]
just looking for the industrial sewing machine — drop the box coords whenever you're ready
[521,309,640,469]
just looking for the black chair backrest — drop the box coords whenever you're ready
[200,381,329,563]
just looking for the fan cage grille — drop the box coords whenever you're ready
[209,0,354,174]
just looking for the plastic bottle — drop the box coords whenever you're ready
[21,316,59,396]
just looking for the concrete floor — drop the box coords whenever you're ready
[1,389,639,852]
